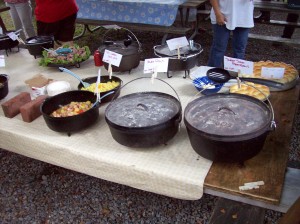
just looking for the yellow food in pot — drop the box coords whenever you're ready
[81,81,120,92]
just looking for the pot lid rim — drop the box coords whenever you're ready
[184,93,273,136]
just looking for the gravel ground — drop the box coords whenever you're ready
[1,10,300,224]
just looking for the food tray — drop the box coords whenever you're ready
[47,57,89,68]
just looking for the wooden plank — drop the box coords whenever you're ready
[248,33,300,45]
[204,167,300,213]
[254,0,300,13]
[204,84,300,205]
[76,19,192,35]
[278,196,300,224]
[179,0,208,9]
[209,198,265,224]
[0,6,10,13]
[256,19,300,28]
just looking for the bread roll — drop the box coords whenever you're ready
[241,61,298,84]
[229,82,270,101]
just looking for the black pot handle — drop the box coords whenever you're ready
[0,74,9,80]
[102,27,142,52]
[240,82,276,130]
[110,77,182,105]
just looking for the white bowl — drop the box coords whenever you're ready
[46,81,71,96]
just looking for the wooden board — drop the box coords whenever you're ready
[278,196,300,224]
[254,0,300,14]
[248,33,300,45]
[209,198,265,224]
[204,84,300,205]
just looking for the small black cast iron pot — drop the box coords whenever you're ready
[154,43,203,78]
[0,74,9,100]
[184,93,275,163]
[105,92,182,148]
[0,30,20,56]
[77,75,123,103]
[99,41,141,73]
[41,90,99,136]
[25,35,54,58]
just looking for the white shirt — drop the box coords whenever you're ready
[210,0,254,30]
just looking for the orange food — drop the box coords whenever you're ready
[50,101,92,117]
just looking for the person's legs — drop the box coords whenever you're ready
[232,27,250,60]
[282,13,299,38]
[15,1,36,39]
[208,24,230,68]
[56,13,77,43]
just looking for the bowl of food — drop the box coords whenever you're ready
[78,75,122,103]
[39,44,91,68]
[193,76,224,95]
[40,90,100,135]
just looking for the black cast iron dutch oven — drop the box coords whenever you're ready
[105,78,182,148]
[25,35,54,58]
[41,90,100,136]
[154,42,203,78]
[184,93,276,163]
[99,40,142,73]
[98,28,142,73]
[0,30,21,56]
[0,74,9,100]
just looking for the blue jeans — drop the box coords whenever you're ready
[208,24,250,68]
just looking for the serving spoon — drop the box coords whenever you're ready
[58,67,90,88]
[206,68,284,89]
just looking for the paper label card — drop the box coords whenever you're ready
[0,55,5,67]
[7,32,18,41]
[261,67,285,79]
[102,49,122,67]
[144,58,169,74]
[224,56,254,75]
[166,36,189,51]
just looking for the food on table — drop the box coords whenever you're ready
[39,44,91,66]
[240,60,298,84]
[50,101,92,117]
[229,82,270,101]
[81,81,120,92]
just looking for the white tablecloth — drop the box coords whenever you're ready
[0,49,212,200]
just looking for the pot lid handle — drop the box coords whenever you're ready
[102,27,142,52]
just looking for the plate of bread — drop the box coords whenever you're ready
[240,61,299,91]
[229,82,270,101]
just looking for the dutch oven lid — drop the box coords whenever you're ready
[106,92,181,128]
[99,41,140,56]
[25,35,53,44]
[184,93,272,137]
[154,43,202,57]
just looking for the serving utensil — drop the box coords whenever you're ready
[206,68,284,89]
[59,67,90,88]
[92,91,115,108]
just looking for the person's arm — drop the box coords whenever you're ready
[210,0,226,25]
